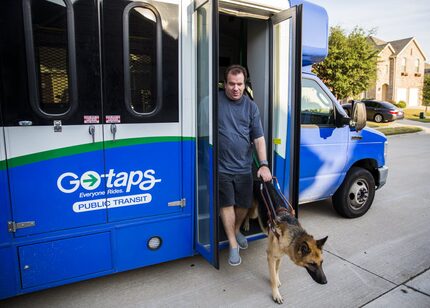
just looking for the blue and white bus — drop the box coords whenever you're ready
[0,0,387,299]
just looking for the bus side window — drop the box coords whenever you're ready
[124,5,161,116]
[23,0,77,117]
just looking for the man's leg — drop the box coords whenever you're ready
[234,207,248,234]
[233,173,253,249]
[220,205,238,248]
[234,207,249,249]
[220,205,241,266]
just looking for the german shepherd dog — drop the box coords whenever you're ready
[257,182,328,304]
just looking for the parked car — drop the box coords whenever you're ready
[342,100,404,122]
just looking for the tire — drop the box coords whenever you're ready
[374,113,383,123]
[332,167,375,218]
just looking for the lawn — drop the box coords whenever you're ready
[376,126,423,136]
[366,121,423,136]
[403,108,430,123]
[366,122,390,128]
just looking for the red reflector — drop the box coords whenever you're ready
[389,111,398,115]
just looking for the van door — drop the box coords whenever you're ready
[194,0,219,268]
[102,0,183,222]
[300,77,348,202]
[1,0,106,236]
[270,5,303,213]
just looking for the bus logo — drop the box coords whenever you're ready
[57,169,161,194]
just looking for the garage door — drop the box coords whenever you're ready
[409,88,419,107]
[397,88,407,103]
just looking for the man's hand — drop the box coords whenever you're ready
[257,165,272,182]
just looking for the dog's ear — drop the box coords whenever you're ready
[299,241,310,256]
[316,236,328,249]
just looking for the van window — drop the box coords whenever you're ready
[127,7,158,114]
[30,0,71,114]
[301,79,334,125]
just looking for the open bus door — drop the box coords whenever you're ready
[194,1,302,268]
[194,0,220,269]
[270,5,302,216]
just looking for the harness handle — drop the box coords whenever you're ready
[271,177,296,217]
[259,179,280,239]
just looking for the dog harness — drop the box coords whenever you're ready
[259,177,296,239]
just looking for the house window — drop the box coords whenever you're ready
[415,58,420,73]
[401,57,407,72]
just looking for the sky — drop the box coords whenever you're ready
[308,0,430,62]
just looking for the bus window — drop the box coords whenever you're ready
[125,6,160,116]
[25,0,75,116]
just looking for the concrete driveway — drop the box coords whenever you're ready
[1,133,430,307]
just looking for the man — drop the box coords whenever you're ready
[219,65,272,266]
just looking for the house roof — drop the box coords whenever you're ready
[369,36,387,47]
[368,36,395,54]
[368,36,427,60]
[388,37,414,55]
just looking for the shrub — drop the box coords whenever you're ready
[397,101,407,108]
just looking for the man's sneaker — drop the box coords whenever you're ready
[236,232,248,249]
[228,247,241,266]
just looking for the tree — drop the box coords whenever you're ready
[313,26,378,100]
[423,75,430,113]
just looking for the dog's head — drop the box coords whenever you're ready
[293,235,328,284]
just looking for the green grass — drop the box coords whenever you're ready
[366,122,390,128]
[376,126,423,136]
[403,108,430,122]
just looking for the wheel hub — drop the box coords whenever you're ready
[348,179,369,210]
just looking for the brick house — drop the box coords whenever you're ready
[365,36,427,106]
[425,62,430,75]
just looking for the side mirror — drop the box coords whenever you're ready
[350,101,366,132]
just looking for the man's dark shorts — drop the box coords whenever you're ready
[219,172,253,208]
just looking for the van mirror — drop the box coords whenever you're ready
[350,101,366,132]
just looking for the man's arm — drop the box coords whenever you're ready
[254,136,272,182]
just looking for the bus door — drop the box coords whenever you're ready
[194,0,219,268]
[1,0,106,236]
[270,5,302,214]
[101,0,183,222]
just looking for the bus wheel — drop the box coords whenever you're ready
[332,167,375,218]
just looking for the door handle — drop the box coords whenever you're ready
[18,120,33,126]
[110,124,117,141]
[88,125,95,143]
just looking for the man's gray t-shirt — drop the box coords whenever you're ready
[218,91,264,174]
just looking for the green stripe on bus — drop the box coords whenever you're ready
[0,160,6,171]
[0,136,195,169]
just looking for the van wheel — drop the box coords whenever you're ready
[374,114,383,123]
[332,167,375,218]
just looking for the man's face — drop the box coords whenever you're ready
[225,72,245,101]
